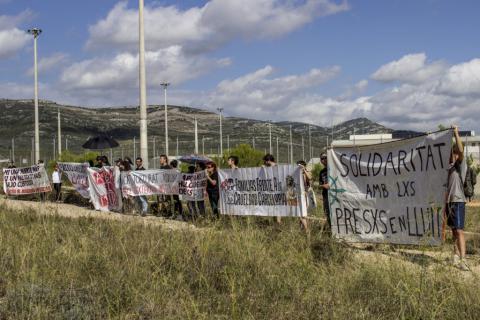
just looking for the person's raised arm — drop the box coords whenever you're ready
[453,125,464,162]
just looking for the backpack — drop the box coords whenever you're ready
[463,166,476,197]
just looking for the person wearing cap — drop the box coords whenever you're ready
[319,153,331,228]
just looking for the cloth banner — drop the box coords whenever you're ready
[218,165,307,217]
[328,130,452,245]
[120,169,181,197]
[58,162,90,198]
[87,166,122,212]
[2,164,51,195]
[178,171,207,201]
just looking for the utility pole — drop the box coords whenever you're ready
[202,136,205,154]
[289,125,293,164]
[302,135,305,161]
[276,136,279,162]
[308,125,312,160]
[269,121,272,154]
[11,138,15,162]
[133,136,136,160]
[227,135,230,150]
[138,0,149,168]
[153,136,156,162]
[57,107,62,157]
[194,116,199,154]
[252,137,255,149]
[217,108,223,156]
[53,137,56,160]
[176,136,179,156]
[27,28,42,163]
[65,137,68,151]
[161,82,170,156]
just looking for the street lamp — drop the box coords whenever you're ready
[138,0,149,168]
[27,27,42,163]
[268,121,272,154]
[217,107,223,156]
[161,82,170,156]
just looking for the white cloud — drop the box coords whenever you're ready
[27,53,69,76]
[436,58,480,97]
[86,0,349,53]
[0,10,33,59]
[371,53,446,84]
[60,46,230,91]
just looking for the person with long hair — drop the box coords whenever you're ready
[206,161,220,218]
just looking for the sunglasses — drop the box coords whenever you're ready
[321,157,327,160]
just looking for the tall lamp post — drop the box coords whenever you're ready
[268,121,272,154]
[138,0,149,168]
[217,107,223,156]
[57,107,62,157]
[27,28,42,163]
[161,82,170,156]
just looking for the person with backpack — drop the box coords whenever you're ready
[447,126,469,271]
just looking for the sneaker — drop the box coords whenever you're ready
[452,254,460,264]
[456,259,470,271]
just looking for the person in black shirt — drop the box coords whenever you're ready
[319,153,330,228]
[170,159,184,219]
[206,161,220,218]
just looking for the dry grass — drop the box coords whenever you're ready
[0,201,479,319]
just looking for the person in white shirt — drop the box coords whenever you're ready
[52,163,62,202]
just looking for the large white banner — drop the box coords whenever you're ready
[120,169,181,197]
[178,171,206,201]
[328,130,452,245]
[87,167,122,212]
[58,162,90,198]
[218,165,307,217]
[2,164,52,195]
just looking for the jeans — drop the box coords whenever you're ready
[208,191,219,217]
[136,196,148,214]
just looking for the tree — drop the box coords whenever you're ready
[220,144,264,168]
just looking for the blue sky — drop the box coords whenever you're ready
[1,0,480,132]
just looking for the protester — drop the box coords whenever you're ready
[135,157,148,217]
[447,126,469,271]
[52,163,62,202]
[186,165,199,218]
[297,160,312,232]
[227,156,239,169]
[263,154,276,167]
[157,154,173,217]
[102,155,110,166]
[193,162,206,217]
[7,160,16,169]
[170,159,184,219]
[38,160,47,201]
[206,161,220,218]
[319,153,331,229]
[95,156,104,168]
[124,157,133,168]
[263,154,281,223]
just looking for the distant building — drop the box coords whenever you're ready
[462,135,480,165]
[332,134,397,147]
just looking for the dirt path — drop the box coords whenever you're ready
[0,198,197,231]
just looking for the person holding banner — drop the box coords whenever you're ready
[206,161,220,218]
[52,163,62,202]
[319,153,331,229]
[297,160,312,232]
[158,155,173,217]
[263,154,282,224]
[447,126,469,271]
[135,157,148,216]
[228,156,239,169]
[170,159,184,219]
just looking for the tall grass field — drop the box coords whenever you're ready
[0,203,479,319]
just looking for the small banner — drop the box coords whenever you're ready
[328,130,452,245]
[120,169,181,197]
[58,162,90,198]
[2,164,52,195]
[87,167,122,212]
[218,165,307,217]
[178,171,207,201]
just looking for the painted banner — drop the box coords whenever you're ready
[218,165,307,217]
[2,164,52,195]
[120,169,181,197]
[328,130,452,245]
[87,166,122,212]
[58,162,90,198]
[178,171,207,201]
